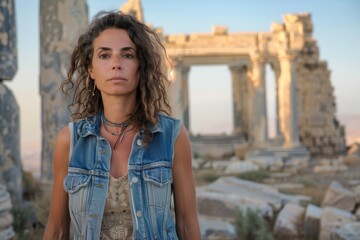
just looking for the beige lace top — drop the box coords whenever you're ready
[100,174,133,240]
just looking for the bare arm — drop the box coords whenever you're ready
[43,126,71,240]
[172,125,201,240]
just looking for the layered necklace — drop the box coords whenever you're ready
[101,112,133,150]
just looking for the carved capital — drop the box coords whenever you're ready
[229,65,245,74]
[250,53,266,64]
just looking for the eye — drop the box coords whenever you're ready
[99,53,109,59]
[122,53,134,59]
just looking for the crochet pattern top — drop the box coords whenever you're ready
[100,174,133,240]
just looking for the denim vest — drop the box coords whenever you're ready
[63,113,180,240]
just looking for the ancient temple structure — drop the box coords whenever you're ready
[39,0,88,182]
[122,0,346,158]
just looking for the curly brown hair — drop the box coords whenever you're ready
[62,11,171,143]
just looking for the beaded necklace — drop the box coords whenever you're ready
[101,113,132,150]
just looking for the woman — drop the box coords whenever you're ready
[43,11,200,240]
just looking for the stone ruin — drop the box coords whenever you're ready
[163,12,346,160]
[39,0,88,183]
[0,0,353,238]
[195,176,360,240]
[0,0,20,238]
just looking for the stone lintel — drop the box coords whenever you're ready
[211,25,228,35]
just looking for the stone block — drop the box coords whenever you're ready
[330,222,360,240]
[347,143,360,156]
[0,227,15,240]
[303,204,322,240]
[224,160,259,174]
[250,156,284,170]
[0,211,13,229]
[0,185,14,240]
[319,207,356,240]
[343,154,360,166]
[197,177,282,213]
[273,203,305,238]
[322,181,356,212]
[211,160,229,171]
[313,165,348,175]
[196,188,274,219]
[211,25,228,35]
[167,34,187,44]
[199,215,236,240]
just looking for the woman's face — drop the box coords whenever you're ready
[89,28,139,99]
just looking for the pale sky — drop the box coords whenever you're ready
[6,0,360,155]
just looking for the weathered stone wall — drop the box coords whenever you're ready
[0,0,22,204]
[39,0,88,182]
[0,84,22,204]
[297,58,346,155]
[279,14,347,155]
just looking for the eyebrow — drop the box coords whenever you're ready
[96,46,136,52]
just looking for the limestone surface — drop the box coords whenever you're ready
[39,0,88,182]
[0,83,22,204]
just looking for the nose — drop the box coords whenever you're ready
[112,64,121,70]
[112,56,122,70]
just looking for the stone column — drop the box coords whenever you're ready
[229,65,247,137]
[0,0,23,205]
[278,52,300,147]
[40,0,88,182]
[167,58,189,126]
[271,62,283,140]
[249,54,268,145]
[181,66,191,130]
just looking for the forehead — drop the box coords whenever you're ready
[93,28,136,49]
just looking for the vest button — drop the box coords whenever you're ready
[136,211,142,218]
[136,139,142,146]
[132,176,138,183]
[100,149,108,154]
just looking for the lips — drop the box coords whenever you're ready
[108,76,127,82]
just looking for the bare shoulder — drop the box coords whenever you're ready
[176,124,190,144]
[53,126,70,166]
[56,126,70,145]
[173,124,192,166]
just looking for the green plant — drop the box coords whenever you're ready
[12,207,29,239]
[235,208,274,240]
[236,170,270,183]
[202,172,220,183]
[297,178,315,187]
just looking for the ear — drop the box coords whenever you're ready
[88,65,94,79]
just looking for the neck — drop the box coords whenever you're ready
[101,95,136,124]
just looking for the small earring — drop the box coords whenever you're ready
[92,82,96,96]
[86,76,91,89]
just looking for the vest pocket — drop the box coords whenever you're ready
[64,173,91,193]
[63,173,91,215]
[143,167,172,208]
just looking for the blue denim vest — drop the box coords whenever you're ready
[63,113,180,240]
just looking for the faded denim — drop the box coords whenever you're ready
[63,113,180,240]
